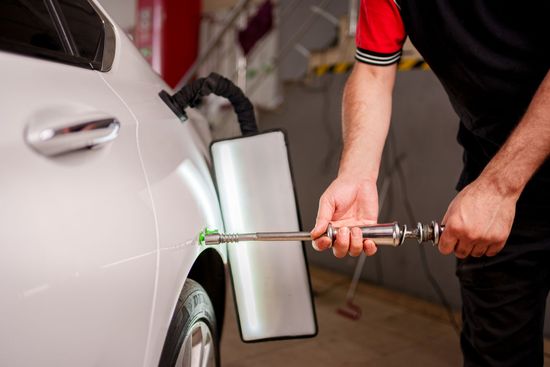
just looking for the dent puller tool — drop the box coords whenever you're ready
[199,221,444,247]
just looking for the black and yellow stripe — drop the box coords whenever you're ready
[313,58,429,77]
[398,58,430,71]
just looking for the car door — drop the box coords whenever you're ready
[95,18,227,365]
[0,1,157,366]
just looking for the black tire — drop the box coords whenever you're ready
[159,279,219,367]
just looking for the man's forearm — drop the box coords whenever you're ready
[339,63,397,181]
[477,71,550,197]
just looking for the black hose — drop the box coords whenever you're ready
[169,72,258,136]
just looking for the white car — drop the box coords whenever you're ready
[0,1,316,366]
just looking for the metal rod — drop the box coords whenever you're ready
[339,169,392,317]
[254,231,313,241]
[348,0,358,36]
[345,251,366,300]
[175,0,252,90]
[204,231,312,245]
[311,5,339,26]
[246,0,335,96]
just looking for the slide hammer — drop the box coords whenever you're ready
[200,221,444,247]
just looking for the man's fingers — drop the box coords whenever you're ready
[311,196,335,238]
[485,242,505,257]
[333,226,350,258]
[349,227,363,257]
[363,239,377,256]
[311,218,329,240]
[470,244,487,258]
[454,240,474,259]
[312,236,332,252]
[438,226,458,255]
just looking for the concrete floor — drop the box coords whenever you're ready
[221,265,463,366]
[221,265,550,366]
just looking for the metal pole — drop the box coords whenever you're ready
[341,172,392,302]
[175,0,252,90]
[348,0,358,36]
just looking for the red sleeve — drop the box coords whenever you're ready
[355,0,406,65]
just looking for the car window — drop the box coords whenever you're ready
[56,0,105,65]
[0,0,114,71]
[0,0,65,54]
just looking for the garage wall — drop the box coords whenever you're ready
[259,0,550,335]
[246,0,463,310]
[97,0,550,334]
[98,0,137,32]
[259,72,464,309]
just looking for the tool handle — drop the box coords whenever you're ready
[325,221,444,247]
[326,222,404,247]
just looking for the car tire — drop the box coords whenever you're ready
[159,279,219,367]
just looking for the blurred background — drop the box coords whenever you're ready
[96,0,550,364]
[98,0,463,309]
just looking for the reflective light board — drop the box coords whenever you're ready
[211,130,317,342]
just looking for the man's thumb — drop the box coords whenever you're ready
[311,197,334,238]
[311,218,329,238]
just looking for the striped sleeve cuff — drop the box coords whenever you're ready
[355,47,402,66]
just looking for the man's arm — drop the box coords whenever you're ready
[439,70,550,258]
[339,61,397,180]
[311,62,397,257]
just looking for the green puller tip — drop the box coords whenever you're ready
[199,228,219,246]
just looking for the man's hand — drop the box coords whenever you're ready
[311,177,379,258]
[310,63,396,258]
[438,178,518,258]
[439,70,550,258]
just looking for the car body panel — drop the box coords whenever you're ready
[95,24,226,365]
[0,1,315,365]
[0,49,157,366]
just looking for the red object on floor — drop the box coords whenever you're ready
[135,0,201,87]
[337,300,362,320]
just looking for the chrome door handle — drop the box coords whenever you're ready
[26,114,120,156]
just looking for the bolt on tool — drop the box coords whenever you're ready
[200,221,444,247]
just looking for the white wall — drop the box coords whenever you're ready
[98,0,137,32]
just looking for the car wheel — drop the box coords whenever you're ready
[159,279,219,367]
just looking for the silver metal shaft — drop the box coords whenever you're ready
[204,221,444,247]
[205,231,313,244]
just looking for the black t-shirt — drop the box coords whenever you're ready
[355,0,550,228]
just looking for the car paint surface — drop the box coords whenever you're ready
[95,17,226,365]
[0,2,225,365]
